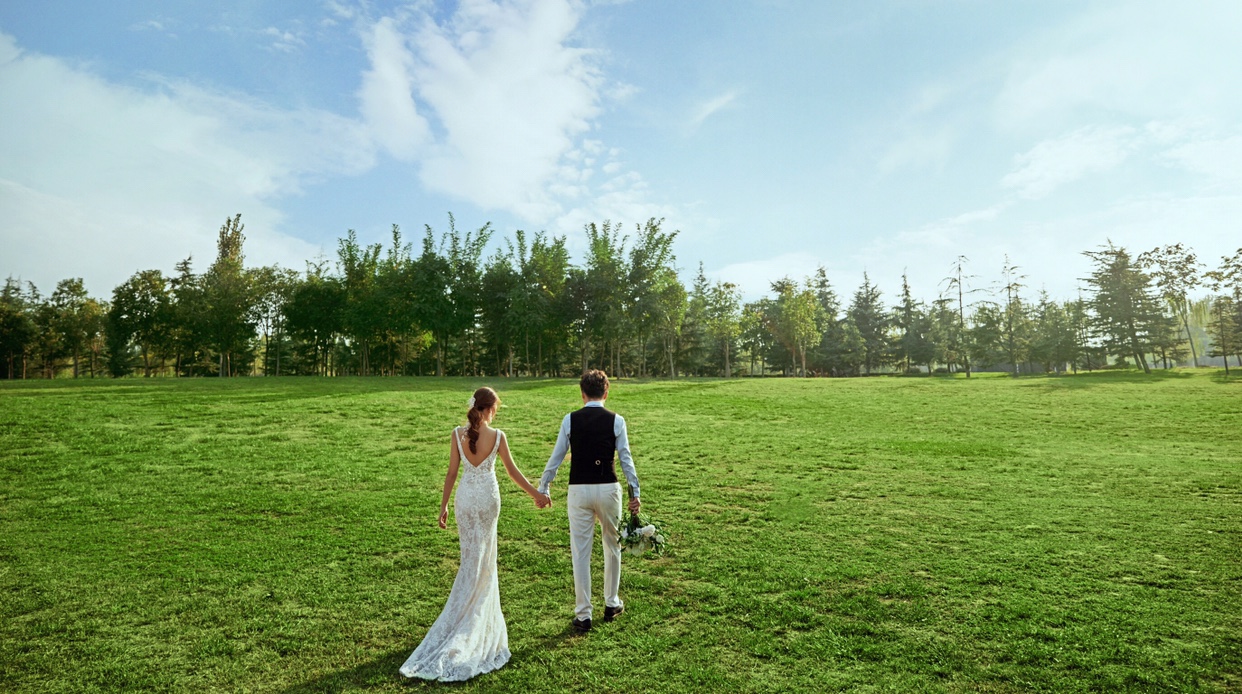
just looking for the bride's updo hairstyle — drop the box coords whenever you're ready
[465,387,499,454]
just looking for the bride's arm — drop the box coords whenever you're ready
[498,433,549,507]
[439,430,462,528]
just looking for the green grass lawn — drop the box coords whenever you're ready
[1,371,1239,693]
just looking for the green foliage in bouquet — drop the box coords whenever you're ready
[619,511,667,557]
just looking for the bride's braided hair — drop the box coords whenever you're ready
[465,387,498,454]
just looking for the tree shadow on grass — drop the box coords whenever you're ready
[278,624,581,693]
[1022,369,1199,389]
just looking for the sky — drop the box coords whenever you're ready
[2,0,1239,305]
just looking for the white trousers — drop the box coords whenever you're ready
[566,483,623,620]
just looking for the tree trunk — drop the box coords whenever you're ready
[1181,310,1199,367]
[143,346,151,377]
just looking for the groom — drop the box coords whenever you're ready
[537,369,642,632]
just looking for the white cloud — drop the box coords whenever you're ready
[994,1,1242,132]
[130,20,166,32]
[262,26,307,53]
[349,0,671,227]
[358,16,430,160]
[1162,134,1242,187]
[688,90,738,132]
[0,32,374,295]
[1001,125,1137,199]
[408,0,605,221]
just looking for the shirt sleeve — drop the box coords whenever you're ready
[614,414,640,498]
[537,414,572,494]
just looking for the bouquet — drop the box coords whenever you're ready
[619,510,667,556]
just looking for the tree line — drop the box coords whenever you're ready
[2,214,1240,380]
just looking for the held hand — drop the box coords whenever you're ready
[533,492,552,509]
[628,496,641,514]
[438,508,448,529]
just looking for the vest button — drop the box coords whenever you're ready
[595,459,601,465]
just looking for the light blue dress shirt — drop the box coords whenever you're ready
[537,400,640,498]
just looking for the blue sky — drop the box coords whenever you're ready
[2,1,1239,304]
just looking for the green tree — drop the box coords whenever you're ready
[999,257,1032,375]
[836,315,866,376]
[847,272,889,375]
[807,267,852,376]
[1082,243,1166,373]
[1205,295,1236,374]
[627,219,679,376]
[442,215,493,376]
[740,300,772,376]
[251,265,299,376]
[481,248,521,376]
[49,278,93,378]
[1030,292,1078,373]
[168,257,208,376]
[525,232,570,376]
[706,278,742,377]
[1206,249,1242,370]
[892,272,935,373]
[968,302,1004,370]
[202,214,257,376]
[941,256,979,377]
[0,278,37,379]
[336,228,384,376]
[410,226,454,376]
[284,260,345,376]
[929,296,962,373]
[680,265,713,376]
[107,270,172,377]
[654,269,687,377]
[1138,243,1203,367]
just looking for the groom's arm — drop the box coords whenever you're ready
[537,414,572,494]
[614,414,640,499]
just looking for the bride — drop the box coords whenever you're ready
[400,387,550,682]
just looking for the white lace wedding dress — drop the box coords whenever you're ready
[399,428,511,681]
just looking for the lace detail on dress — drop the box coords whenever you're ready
[400,428,510,682]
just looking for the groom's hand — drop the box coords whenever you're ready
[534,492,551,509]
[628,497,641,514]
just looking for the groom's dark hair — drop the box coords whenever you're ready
[580,369,609,399]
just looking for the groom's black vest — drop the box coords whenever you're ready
[568,406,618,485]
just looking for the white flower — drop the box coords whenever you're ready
[655,534,665,544]
[639,525,656,537]
[467,396,476,409]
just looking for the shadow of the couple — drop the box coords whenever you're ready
[278,625,581,692]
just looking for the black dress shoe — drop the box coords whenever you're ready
[603,605,624,621]
[572,617,592,632]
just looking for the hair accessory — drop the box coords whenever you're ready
[467,396,476,409]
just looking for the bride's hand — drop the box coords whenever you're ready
[438,508,448,529]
